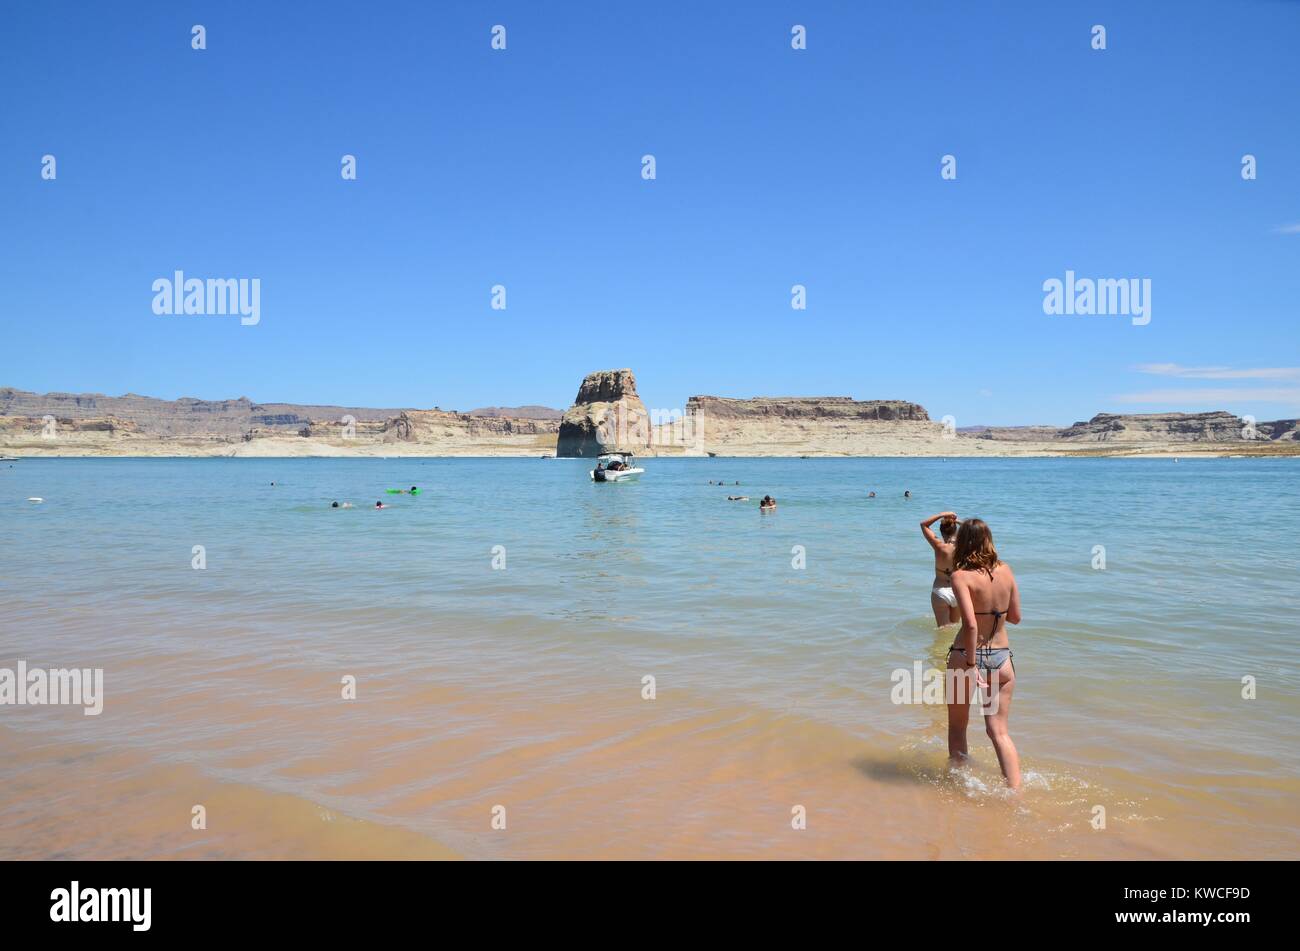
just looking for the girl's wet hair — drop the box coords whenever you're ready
[939,515,958,541]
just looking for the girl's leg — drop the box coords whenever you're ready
[945,657,974,763]
[982,663,1021,789]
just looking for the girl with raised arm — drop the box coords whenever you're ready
[920,512,960,626]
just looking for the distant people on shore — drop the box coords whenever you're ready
[921,512,960,626]
[945,517,1022,790]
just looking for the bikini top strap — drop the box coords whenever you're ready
[973,605,1010,643]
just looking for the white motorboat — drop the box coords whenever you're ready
[590,452,644,482]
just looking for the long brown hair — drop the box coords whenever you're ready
[953,518,999,577]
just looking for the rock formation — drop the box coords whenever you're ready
[382,409,558,444]
[687,396,928,422]
[678,395,936,455]
[556,369,652,457]
[1257,418,1298,441]
[0,387,404,437]
[1057,412,1255,443]
[467,405,563,420]
[970,425,1068,442]
[0,387,558,456]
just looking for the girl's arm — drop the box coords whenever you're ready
[952,571,979,659]
[1005,565,1022,625]
[953,572,987,690]
[919,512,955,549]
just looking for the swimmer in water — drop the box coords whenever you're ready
[904,490,911,498]
[727,495,749,501]
[759,495,776,510]
[331,501,339,508]
[375,501,387,509]
[921,511,961,626]
[867,491,876,498]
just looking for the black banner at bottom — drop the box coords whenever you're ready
[2,860,1284,938]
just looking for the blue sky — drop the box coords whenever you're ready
[2,1,1298,425]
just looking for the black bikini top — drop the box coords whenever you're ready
[973,606,1010,645]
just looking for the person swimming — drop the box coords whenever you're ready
[727,495,749,501]
[331,501,339,508]
[921,512,960,626]
[374,501,387,509]
[867,491,876,498]
[945,517,1023,789]
[904,490,911,498]
[759,495,776,510]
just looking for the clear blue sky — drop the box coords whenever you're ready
[2,1,1298,425]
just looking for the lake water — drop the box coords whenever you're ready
[2,457,1297,859]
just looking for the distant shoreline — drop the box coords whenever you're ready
[5,444,1298,460]
[5,382,1297,458]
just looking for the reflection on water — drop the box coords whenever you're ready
[1,457,1297,858]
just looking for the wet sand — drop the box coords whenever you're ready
[3,664,1285,860]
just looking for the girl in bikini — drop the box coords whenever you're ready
[920,512,960,626]
[946,518,1023,789]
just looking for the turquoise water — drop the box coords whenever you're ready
[2,457,1298,857]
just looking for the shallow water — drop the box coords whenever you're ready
[1,457,1297,858]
